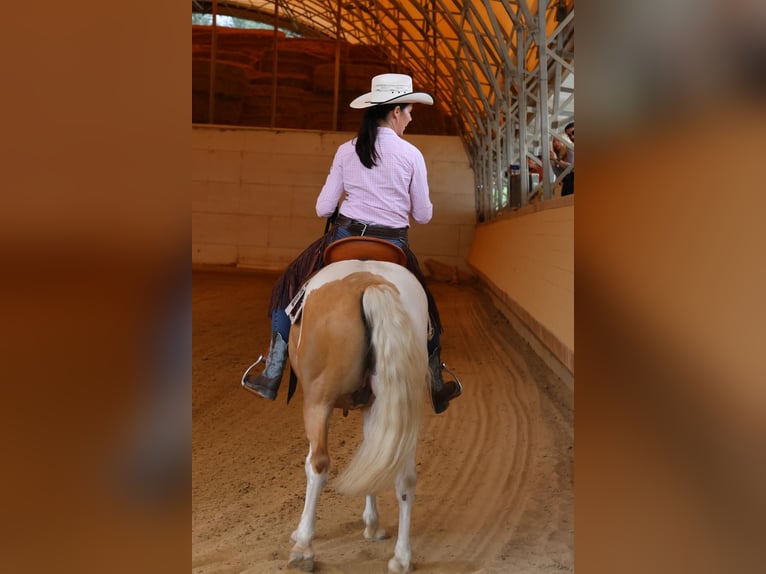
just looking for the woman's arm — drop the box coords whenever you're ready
[316,147,346,217]
[409,150,433,224]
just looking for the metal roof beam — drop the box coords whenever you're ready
[192,1,575,221]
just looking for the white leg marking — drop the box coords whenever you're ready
[361,407,388,540]
[289,446,327,571]
[361,407,387,540]
[363,495,387,540]
[388,455,416,573]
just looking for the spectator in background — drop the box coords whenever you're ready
[550,136,571,181]
[561,121,574,196]
[526,155,544,200]
[527,155,544,179]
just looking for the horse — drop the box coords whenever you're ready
[284,258,431,573]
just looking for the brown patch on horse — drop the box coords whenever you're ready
[289,272,397,412]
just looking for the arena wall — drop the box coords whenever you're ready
[468,198,575,380]
[192,125,475,272]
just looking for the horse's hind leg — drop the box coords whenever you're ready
[388,455,417,573]
[289,406,332,571]
[288,445,327,571]
[363,495,387,540]
[362,407,387,541]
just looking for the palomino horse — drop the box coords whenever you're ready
[285,258,430,573]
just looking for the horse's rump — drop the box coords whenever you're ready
[290,272,383,403]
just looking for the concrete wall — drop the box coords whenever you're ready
[468,198,575,377]
[192,125,475,272]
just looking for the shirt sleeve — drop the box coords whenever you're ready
[408,149,433,224]
[316,146,345,217]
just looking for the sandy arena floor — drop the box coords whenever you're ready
[192,269,573,574]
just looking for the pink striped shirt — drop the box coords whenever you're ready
[316,127,433,228]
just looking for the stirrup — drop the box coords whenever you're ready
[441,362,463,397]
[240,355,264,387]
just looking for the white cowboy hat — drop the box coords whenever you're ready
[349,73,434,109]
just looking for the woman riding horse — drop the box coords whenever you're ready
[242,73,462,414]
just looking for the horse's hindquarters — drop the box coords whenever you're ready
[290,272,382,402]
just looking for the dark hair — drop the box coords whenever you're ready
[354,103,400,169]
[565,121,574,132]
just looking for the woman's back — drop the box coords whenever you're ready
[317,127,432,228]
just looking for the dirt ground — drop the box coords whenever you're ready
[192,269,573,574]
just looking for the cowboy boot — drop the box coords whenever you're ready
[429,346,463,414]
[241,332,288,400]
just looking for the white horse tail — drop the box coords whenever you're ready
[335,282,429,496]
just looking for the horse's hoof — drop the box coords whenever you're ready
[364,526,387,540]
[388,557,411,573]
[288,554,314,572]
